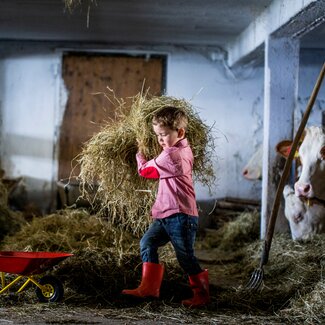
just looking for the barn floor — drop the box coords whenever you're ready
[0,238,322,325]
[0,303,286,325]
[0,256,288,325]
[0,201,323,325]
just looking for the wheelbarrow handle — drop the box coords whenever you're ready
[260,62,325,268]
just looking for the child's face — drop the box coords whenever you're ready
[153,124,184,149]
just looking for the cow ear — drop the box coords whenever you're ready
[321,146,325,160]
[276,140,292,158]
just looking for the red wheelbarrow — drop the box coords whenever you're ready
[0,251,73,302]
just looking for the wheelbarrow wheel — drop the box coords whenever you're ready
[35,275,64,302]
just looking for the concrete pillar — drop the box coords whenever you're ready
[261,36,300,238]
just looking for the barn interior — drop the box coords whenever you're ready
[0,0,324,324]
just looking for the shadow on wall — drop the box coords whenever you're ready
[3,133,53,159]
[2,133,56,214]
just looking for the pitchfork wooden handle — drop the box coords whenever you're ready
[260,62,325,267]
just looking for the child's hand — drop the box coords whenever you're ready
[136,139,146,155]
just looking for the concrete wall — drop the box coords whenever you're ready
[0,45,62,212]
[166,50,264,202]
[296,50,325,131]
[0,43,324,214]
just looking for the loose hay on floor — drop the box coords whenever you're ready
[0,208,183,300]
[1,208,324,324]
[78,91,216,236]
[1,209,136,255]
[201,210,260,252]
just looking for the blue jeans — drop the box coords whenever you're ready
[140,213,202,276]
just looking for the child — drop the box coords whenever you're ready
[122,106,210,307]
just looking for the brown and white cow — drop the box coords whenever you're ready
[277,126,325,240]
[242,126,325,240]
[294,126,325,201]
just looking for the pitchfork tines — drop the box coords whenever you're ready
[245,266,264,291]
[245,241,270,291]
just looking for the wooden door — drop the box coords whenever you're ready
[59,53,164,181]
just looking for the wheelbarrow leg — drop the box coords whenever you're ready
[1,272,5,288]
[0,275,24,294]
[17,277,34,293]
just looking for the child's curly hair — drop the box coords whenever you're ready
[152,106,188,131]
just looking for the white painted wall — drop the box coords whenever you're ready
[0,45,62,212]
[0,44,323,214]
[166,50,264,201]
[296,51,325,131]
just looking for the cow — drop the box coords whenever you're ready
[242,126,325,240]
[242,145,263,180]
[242,141,299,181]
[277,126,325,240]
[294,126,325,201]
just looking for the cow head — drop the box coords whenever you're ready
[283,185,306,225]
[295,126,325,201]
[242,145,263,180]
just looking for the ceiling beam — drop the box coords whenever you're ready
[226,0,325,67]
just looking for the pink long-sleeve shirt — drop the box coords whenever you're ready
[136,138,198,219]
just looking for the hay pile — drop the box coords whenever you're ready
[78,91,215,236]
[202,210,260,251]
[243,234,324,324]
[0,208,183,299]
[1,209,135,255]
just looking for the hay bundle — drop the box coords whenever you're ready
[78,91,215,236]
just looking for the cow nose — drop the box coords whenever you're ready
[242,169,248,176]
[295,183,312,197]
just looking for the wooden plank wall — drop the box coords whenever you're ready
[59,53,164,181]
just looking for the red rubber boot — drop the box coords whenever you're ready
[122,262,164,298]
[182,269,210,307]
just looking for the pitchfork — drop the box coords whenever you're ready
[246,62,325,291]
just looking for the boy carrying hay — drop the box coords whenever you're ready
[122,106,210,307]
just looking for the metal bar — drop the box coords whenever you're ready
[17,278,32,293]
[1,272,5,288]
[0,275,24,294]
[27,276,44,290]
